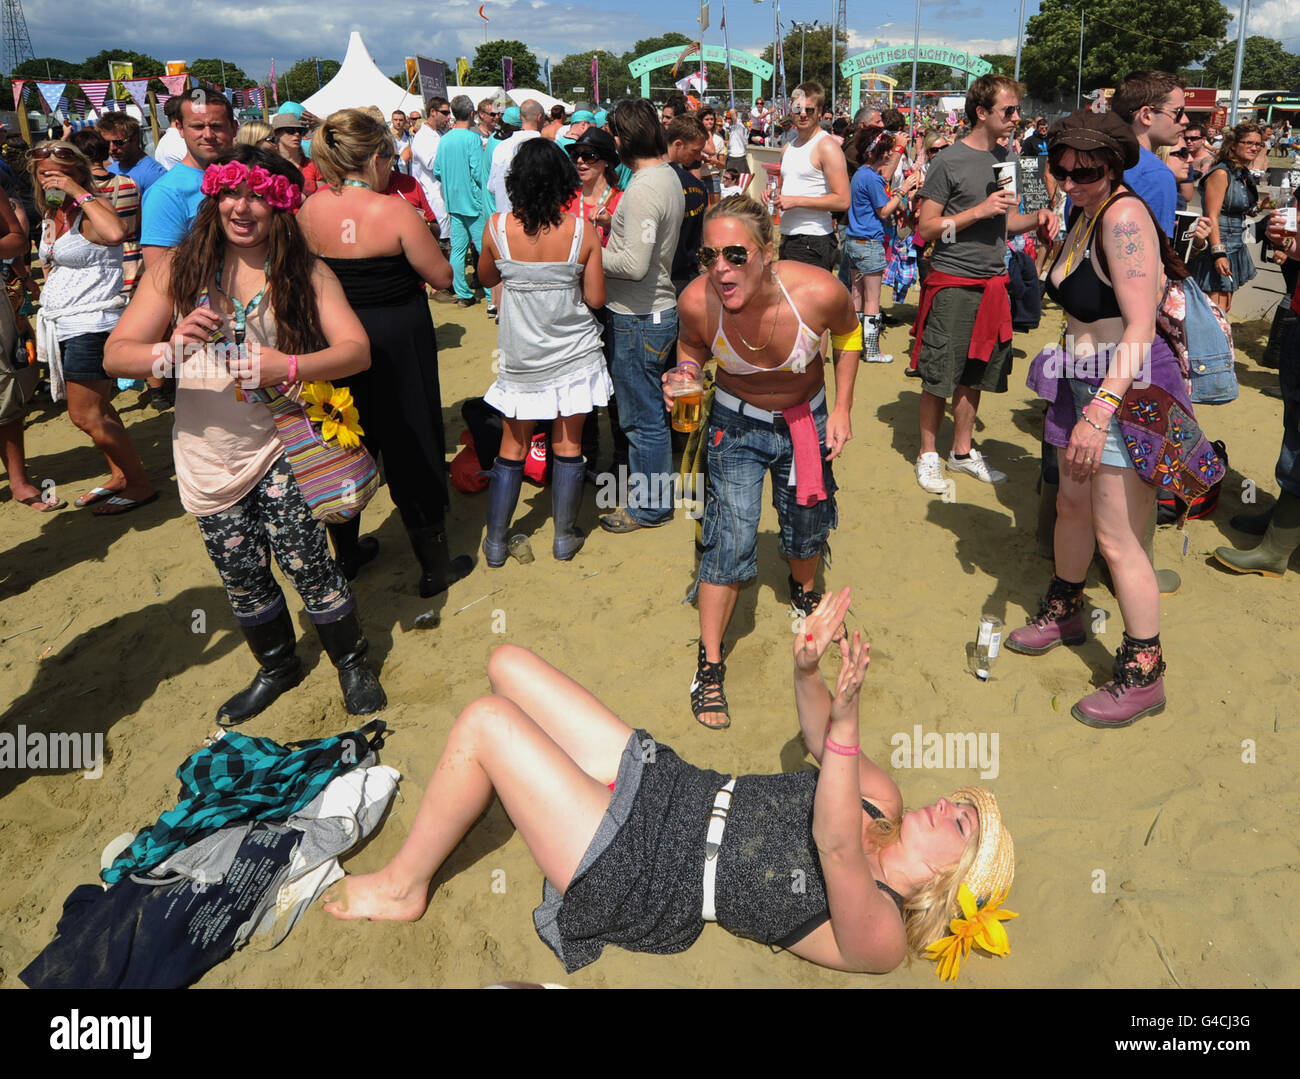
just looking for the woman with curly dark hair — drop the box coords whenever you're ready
[476,137,609,565]
[104,145,387,724]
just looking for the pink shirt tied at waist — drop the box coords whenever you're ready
[782,399,827,507]
[909,269,1012,367]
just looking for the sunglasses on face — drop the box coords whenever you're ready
[438,109,451,117]
[32,146,79,162]
[791,107,816,117]
[927,145,949,155]
[1169,148,1191,159]
[1049,162,1107,185]
[571,149,599,163]
[697,245,750,270]
[279,127,306,137]
[1186,134,1204,141]
[1150,105,1186,121]
[997,105,1021,119]
[104,136,130,146]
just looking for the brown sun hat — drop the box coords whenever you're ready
[1047,109,1140,170]
[950,786,1015,909]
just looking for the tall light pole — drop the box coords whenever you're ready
[791,19,820,85]
[1228,0,1249,126]
[1076,9,1085,111]
[1013,0,1027,81]
[910,0,921,144]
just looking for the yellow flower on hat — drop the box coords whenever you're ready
[925,883,1018,982]
[303,380,365,450]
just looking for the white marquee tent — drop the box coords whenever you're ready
[304,31,571,118]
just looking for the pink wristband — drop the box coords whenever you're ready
[287,354,298,381]
[824,736,859,757]
[1089,398,1116,416]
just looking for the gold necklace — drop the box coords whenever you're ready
[725,279,781,352]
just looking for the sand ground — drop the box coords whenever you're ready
[1,253,1296,990]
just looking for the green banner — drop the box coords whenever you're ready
[840,46,992,79]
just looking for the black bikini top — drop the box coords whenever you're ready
[1043,193,1139,323]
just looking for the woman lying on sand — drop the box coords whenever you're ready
[324,588,1015,976]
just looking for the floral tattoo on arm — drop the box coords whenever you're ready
[1114,221,1147,279]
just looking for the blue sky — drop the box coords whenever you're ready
[22,0,1300,90]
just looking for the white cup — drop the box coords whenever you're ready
[993,161,1018,197]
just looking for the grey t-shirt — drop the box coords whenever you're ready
[918,140,1010,278]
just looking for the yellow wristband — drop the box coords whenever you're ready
[830,324,863,352]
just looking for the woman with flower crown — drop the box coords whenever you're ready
[105,145,387,726]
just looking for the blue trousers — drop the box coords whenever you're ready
[450,210,486,300]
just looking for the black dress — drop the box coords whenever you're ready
[321,254,449,530]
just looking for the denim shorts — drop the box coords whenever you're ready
[60,331,112,382]
[1068,379,1131,469]
[842,235,887,276]
[697,393,839,586]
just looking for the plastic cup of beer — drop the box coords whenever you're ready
[993,161,1018,197]
[668,365,703,433]
[1284,205,1298,239]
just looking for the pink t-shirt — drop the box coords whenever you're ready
[172,301,284,516]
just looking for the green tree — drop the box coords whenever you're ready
[884,63,965,91]
[468,40,541,88]
[1021,0,1228,101]
[280,58,341,102]
[188,58,251,89]
[551,50,629,104]
[980,53,1016,76]
[1198,36,1300,88]
[78,49,165,79]
[12,57,80,81]
[761,26,847,98]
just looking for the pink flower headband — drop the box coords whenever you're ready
[201,161,302,211]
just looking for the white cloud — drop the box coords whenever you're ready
[1242,0,1300,50]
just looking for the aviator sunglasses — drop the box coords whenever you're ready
[698,244,750,269]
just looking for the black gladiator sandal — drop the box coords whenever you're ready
[690,640,730,731]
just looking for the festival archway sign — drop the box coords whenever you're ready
[627,45,773,106]
[839,45,992,114]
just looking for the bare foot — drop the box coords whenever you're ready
[11,482,66,511]
[321,870,430,922]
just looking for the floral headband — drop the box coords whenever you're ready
[201,161,302,211]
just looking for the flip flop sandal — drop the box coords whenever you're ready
[18,494,67,511]
[92,492,160,517]
[690,646,730,731]
[74,486,116,508]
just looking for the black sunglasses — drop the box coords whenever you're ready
[1151,105,1186,122]
[998,105,1021,119]
[1169,148,1191,159]
[570,149,600,163]
[698,245,750,270]
[791,107,817,117]
[1049,162,1107,184]
[278,127,307,137]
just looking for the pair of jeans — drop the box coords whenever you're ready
[607,308,677,524]
[449,210,486,300]
[1276,319,1300,498]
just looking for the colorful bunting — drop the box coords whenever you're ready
[11,80,24,110]
[37,82,67,114]
[79,80,110,113]
[123,78,151,113]
[161,74,188,95]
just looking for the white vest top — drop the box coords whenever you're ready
[779,130,833,237]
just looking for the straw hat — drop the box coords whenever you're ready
[949,786,1014,909]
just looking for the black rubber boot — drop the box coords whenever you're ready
[482,456,525,567]
[1261,296,1294,370]
[315,612,387,715]
[216,607,305,727]
[327,517,380,581]
[408,526,474,597]
[551,455,587,561]
[1229,506,1273,536]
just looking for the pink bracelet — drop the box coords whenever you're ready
[824,736,859,757]
[1089,397,1117,416]
[287,354,298,381]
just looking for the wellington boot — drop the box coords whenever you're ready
[408,526,474,597]
[327,517,379,581]
[315,612,387,715]
[483,457,525,568]
[1214,492,1300,577]
[1229,506,1273,536]
[1143,510,1181,596]
[216,607,304,727]
[551,457,587,561]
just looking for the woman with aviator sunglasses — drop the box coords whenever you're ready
[1015,111,1223,729]
[1188,121,1262,312]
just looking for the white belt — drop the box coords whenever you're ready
[711,385,825,425]
[701,778,737,922]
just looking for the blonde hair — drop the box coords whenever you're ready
[703,195,775,257]
[310,108,395,189]
[358,105,386,125]
[896,823,981,960]
[27,141,95,213]
[236,120,274,148]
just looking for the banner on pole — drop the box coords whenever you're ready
[592,55,600,103]
[456,58,471,86]
[108,62,132,100]
[503,57,514,91]
[415,57,449,105]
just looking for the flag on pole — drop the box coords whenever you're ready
[699,0,710,32]
[456,57,471,86]
[543,57,551,95]
[503,57,514,91]
[721,0,735,109]
[270,60,279,105]
[478,3,488,22]
[108,62,132,100]
[592,55,600,103]
[672,42,702,77]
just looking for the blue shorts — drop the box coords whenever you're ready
[1068,379,1131,469]
[60,331,112,382]
[842,235,887,276]
[697,392,839,587]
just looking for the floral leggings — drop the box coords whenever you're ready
[195,455,354,627]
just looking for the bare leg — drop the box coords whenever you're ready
[850,266,866,316]
[918,390,947,457]
[499,417,538,461]
[486,644,634,784]
[788,553,818,592]
[1,419,44,506]
[695,580,739,728]
[550,414,586,458]
[1092,466,1159,638]
[1053,449,1096,582]
[951,386,981,457]
[65,380,153,505]
[862,271,883,320]
[323,694,613,921]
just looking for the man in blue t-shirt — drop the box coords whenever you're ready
[99,113,166,194]
[1110,70,1187,238]
[141,89,238,272]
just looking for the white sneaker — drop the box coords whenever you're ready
[915,452,947,494]
[862,350,894,364]
[947,449,1007,484]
